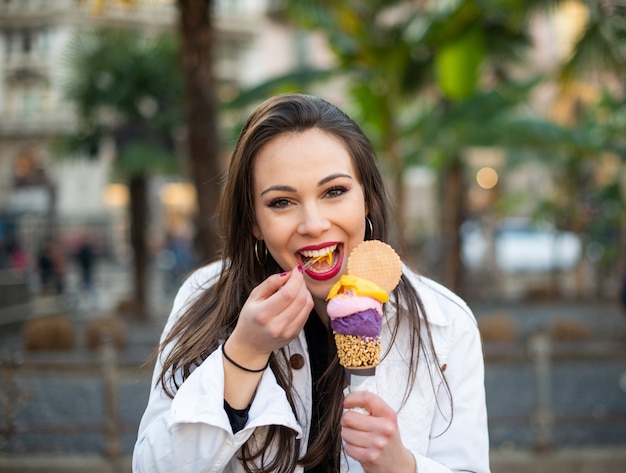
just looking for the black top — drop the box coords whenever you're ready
[223,311,333,471]
[303,311,331,443]
[223,399,249,434]
[304,311,335,473]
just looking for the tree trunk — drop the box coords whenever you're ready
[129,174,148,322]
[176,0,222,265]
[441,156,465,295]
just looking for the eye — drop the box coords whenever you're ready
[326,185,348,198]
[268,197,292,209]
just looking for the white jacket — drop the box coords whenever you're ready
[133,262,491,473]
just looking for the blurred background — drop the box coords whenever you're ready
[0,0,625,472]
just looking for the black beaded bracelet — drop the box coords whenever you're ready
[221,344,269,373]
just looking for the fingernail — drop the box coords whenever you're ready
[280,271,289,277]
[297,265,303,273]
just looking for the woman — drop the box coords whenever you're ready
[133,94,490,473]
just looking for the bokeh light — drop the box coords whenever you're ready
[476,167,498,189]
[103,183,129,207]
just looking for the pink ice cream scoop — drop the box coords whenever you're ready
[327,295,383,320]
[330,309,382,337]
[327,240,402,390]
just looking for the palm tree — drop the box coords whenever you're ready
[57,29,183,321]
[275,0,576,293]
[534,90,626,297]
[175,0,222,265]
[537,1,626,296]
[76,0,223,269]
[556,0,626,86]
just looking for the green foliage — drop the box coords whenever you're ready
[264,0,624,170]
[50,127,103,160]
[558,0,626,84]
[534,88,626,258]
[402,78,576,168]
[224,68,336,110]
[275,1,559,162]
[114,141,178,179]
[54,28,184,177]
[267,0,626,284]
[435,23,485,100]
[594,90,626,157]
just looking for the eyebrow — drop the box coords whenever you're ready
[259,173,353,197]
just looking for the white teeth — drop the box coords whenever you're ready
[300,244,337,258]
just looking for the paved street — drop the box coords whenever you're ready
[0,260,625,469]
[1,351,625,455]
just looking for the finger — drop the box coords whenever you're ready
[249,270,292,301]
[270,269,311,310]
[343,440,393,468]
[273,271,313,333]
[343,390,395,419]
[342,421,393,467]
[284,292,314,334]
[342,410,395,446]
[342,423,379,449]
[342,409,397,466]
[247,271,301,325]
[343,443,378,466]
[274,266,306,296]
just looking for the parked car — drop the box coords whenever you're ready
[461,217,582,274]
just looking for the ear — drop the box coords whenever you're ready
[252,222,262,240]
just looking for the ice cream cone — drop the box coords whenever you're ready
[327,240,402,403]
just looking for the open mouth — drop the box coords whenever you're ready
[299,244,341,274]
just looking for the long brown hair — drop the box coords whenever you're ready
[157,94,448,472]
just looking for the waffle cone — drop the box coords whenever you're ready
[347,240,402,293]
[333,332,381,368]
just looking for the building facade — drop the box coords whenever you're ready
[0,0,323,263]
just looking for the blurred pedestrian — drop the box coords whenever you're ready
[38,239,66,295]
[75,233,96,292]
[7,239,30,278]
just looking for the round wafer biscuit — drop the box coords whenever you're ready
[347,240,402,293]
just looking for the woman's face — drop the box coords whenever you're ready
[253,128,368,300]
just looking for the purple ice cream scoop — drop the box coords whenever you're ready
[330,309,382,337]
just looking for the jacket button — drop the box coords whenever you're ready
[290,354,305,370]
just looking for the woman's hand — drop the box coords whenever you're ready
[223,268,312,409]
[342,390,416,473]
[227,268,313,363]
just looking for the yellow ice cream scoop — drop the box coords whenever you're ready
[326,274,388,303]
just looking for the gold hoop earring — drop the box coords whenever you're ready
[366,216,374,239]
[254,239,267,265]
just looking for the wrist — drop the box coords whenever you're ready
[222,340,271,373]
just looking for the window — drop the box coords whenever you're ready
[13,148,48,188]
[4,27,49,56]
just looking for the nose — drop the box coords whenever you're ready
[297,204,331,236]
